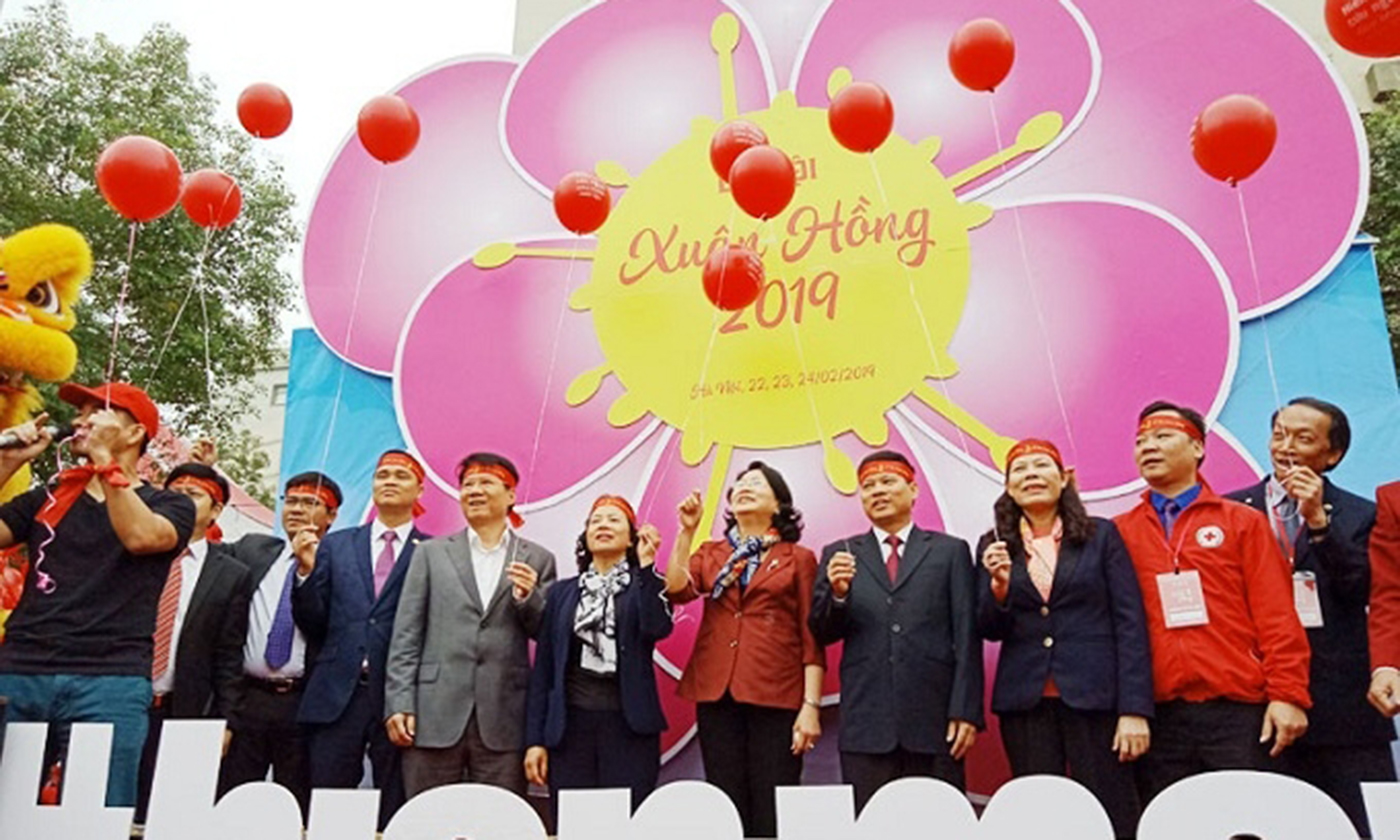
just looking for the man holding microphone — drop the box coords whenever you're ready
[0,383,195,807]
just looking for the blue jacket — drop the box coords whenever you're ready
[1227,478,1393,746]
[292,522,429,725]
[975,517,1154,718]
[526,564,672,748]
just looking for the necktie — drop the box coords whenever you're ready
[1161,499,1182,538]
[885,534,902,585]
[152,549,187,681]
[264,562,297,669]
[1274,495,1301,545]
[373,531,398,598]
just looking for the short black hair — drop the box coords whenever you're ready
[165,462,230,505]
[1273,397,1350,468]
[723,460,804,543]
[1138,400,1208,465]
[858,450,915,473]
[455,452,519,486]
[284,471,343,508]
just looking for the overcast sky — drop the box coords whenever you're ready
[0,0,519,326]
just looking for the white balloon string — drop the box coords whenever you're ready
[149,226,215,384]
[317,167,385,474]
[104,220,140,394]
[522,239,582,508]
[988,99,1079,465]
[1236,185,1284,415]
[867,153,973,458]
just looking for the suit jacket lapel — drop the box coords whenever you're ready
[448,531,484,611]
[373,526,425,610]
[484,533,520,617]
[893,527,929,591]
[186,549,220,625]
[855,531,891,593]
[1047,539,1082,605]
[353,524,376,604]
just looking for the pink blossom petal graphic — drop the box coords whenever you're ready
[899,197,1236,495]
[303,58,556,374]
[988,0,1365,315]
[502,0,775,197]
[656,669,697,760]
[396,239,658,505]
[793,0,1095,197]
[638,428,945,698]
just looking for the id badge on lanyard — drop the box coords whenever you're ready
[1270,507,1323,627]
[1156,518,1209,629]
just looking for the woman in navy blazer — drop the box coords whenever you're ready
[977,439,1153,840]
[524,494,672,824]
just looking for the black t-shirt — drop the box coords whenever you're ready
[0,482,195,676]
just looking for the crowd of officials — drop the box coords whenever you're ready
[0,382,1398,839]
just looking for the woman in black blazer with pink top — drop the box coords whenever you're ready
[976,439,1153,840]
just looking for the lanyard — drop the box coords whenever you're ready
[1156,508,1193,574]
[1269,505,1297,568]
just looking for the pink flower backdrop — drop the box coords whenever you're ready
[298,0,1367,795]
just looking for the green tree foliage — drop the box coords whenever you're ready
[1362,98,1400,378]
[0,1,298,436]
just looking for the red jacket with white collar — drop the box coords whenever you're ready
[1114,483,1311,709]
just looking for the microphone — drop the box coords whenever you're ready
[0,423,74,449]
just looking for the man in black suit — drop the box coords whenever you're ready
[136,463,254,822]
[293,451,429,829]
[810,450,983,812]
[1225,397,1396,837]
[219,471,341,818]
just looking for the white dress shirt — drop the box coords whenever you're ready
[469,527,512,602]
[152,539,207,696]
[370,519,415,585]
[872,522,916,569]
[243,543,307,679]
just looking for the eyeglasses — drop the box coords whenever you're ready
[282,495,327,510]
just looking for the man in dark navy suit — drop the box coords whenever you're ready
[1226,397,1396,837]
[293,450,430,829]
[810,450,983,812]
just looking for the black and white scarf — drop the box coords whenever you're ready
[574,563,631,674]
[710,526,779,599]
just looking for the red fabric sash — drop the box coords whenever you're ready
[35,464,131,529]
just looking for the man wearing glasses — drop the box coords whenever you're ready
[218,472,341,818]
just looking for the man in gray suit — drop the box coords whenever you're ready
[385,452,556,798]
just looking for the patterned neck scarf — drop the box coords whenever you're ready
[574,562,631,674]
[711,525,779,599]
[1019,516,1064,602]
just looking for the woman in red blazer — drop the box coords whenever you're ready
[663,461,825,839]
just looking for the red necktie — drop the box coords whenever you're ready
[152,549,187,680]
[373,531,398,598]
[885,534,901,585]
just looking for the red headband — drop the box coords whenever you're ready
[378,452,425,483]
[858,459,916,484]
[170,475,228,506]
[590,494,637,527]
[379,452,427,518]
[1138,414,1204,443]
[286,482,340,511]
[1005,439,1064,474]
[462,463,524,528]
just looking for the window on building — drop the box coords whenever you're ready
[270,383,288,406]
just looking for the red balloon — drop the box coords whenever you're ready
[1326,0,1400,58]
[949,18,1016,92]
[180,169,243,229]
[1191,94,1277,185]
[553,171,611,235]
[710,120,768,182]
[729,145,796,220]
[237,83,293,139]
[95,135,183,222]
[357,95,421,164]
[828,82,895,153]
[703,244,764,311]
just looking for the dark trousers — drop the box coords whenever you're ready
[219,680,310,817]
[135,699,176,824]
[305,680,404,830]
[0,673,150,807]
[402,711,526,799]
[1271,741,1396,838]
[999,699,1141,839]
[696,695,802,838]
[546,707,660,831]
[840,747,964,815]
[1136,700,1267,808]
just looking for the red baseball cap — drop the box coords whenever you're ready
[57,382,160,440]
